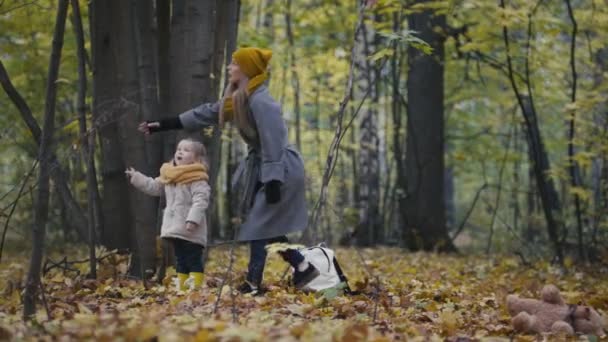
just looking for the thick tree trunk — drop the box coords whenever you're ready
[90,0,157,276]
[90,0,132,250]
[133,0,162,170]
[128,0,162,277]
[23,0,68,319]
[404,3,455,252]
[169,0,227,247]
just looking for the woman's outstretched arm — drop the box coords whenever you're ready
[139,102,220,134]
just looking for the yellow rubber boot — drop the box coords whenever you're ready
[190,272,204,289]
[177,273,189,291]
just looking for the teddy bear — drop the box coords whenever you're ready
[506,284,605,336]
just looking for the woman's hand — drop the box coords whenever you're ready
[186,221,198,232]
[138,121,160,135]
[265,180,282,204]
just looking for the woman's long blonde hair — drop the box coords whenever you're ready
[220,79,258,145]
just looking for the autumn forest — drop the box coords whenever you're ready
[1,0,607,340]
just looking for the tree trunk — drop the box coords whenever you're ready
[90,0,131,250]
[391,10,406,245]
[263,0,274,42]
[129,0,164,277]
[404,2,455,252]
[591,48,608,249]
[354,14,381,247]
[169,0,230,248]
[133,0,162,170]
[90,0,157,276]
[71,0,100,278]
[285,0,302,151]
[156,0,172,281]
[23,0,68,319]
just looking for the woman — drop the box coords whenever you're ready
[139,47,319,294]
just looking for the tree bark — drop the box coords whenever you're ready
[404,2,455,252]
[90,0,157,276]
[499,0,564,262]
[90,0,131,250]
[285,0,302,151]
[355,14,380,247]
[71,0,100,278]
[23,0,69,319]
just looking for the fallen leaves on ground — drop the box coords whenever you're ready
[1,246,607,341]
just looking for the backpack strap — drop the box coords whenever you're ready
[306,247,332,272]
[332,256,354,295]
[317,247,332,273]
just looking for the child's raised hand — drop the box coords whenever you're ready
[186,221,198,232]
[124,167,136,179]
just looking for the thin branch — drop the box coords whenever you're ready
[213,226,239,323]
[486,122,514,254]
[308,1,366,231]
[0,1,45,15]
[38,280,52,320]
[499,0,563,264]
[450,182,487,241]
[0,161,38,263]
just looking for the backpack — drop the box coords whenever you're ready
[299,244,352,294]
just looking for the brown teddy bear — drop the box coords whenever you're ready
[506,284,605,336]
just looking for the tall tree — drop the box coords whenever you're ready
[90,0,132,250]
[353,11,381,246]
[403,2,455,252]
[23,0,69,319]
[71,0,101,278]
[90,0,157,276]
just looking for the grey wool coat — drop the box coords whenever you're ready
[178,85,308,241]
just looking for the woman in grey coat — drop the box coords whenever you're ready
[139,47,319,294]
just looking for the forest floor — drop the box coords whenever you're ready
[0,245,607,341]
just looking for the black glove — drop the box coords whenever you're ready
[148,117,183,133]
[265,180,282,204]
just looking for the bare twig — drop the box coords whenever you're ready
[0,1,48,15]
[308,1,366,232]
[213,227,239,322]
[486,122,514,254]
[38,280,52,320]
[0,160,38,263]
[450,182,487,241]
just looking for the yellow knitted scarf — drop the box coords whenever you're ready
[159,162,208,185]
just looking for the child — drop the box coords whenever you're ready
[125,138,211,291]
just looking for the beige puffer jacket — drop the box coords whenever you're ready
[129,171,210,246]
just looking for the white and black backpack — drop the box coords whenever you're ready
[299,244,352,294]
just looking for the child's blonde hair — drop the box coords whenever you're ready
[178,138,208,166]
[179,138,206,158]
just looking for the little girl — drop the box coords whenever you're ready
[125,138,211,291]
